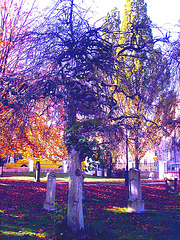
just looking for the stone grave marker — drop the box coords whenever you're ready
[43,172,57,211]
[128,168,145,213]
[0,158,3,177]
[165,178,178,193]
[35,161,40,182]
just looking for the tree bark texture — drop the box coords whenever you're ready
[0,166,3,177]
[67,148,84,232]
[135,136,139,170]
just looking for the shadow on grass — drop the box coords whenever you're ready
[0,205,54,239]
[52,199,180,240]
[86,207,180,240]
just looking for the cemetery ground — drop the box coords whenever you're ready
[0,173,180,240]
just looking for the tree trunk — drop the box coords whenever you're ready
[125,132,129,186]
[135,136,139,169]
[67,148,84,233]
[66,95,84,232]
[107,153,113,178]
[0,166,3,177]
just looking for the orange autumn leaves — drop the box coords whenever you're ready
[0,0,68,162]
[26,99,68,161]
[0,98,68,161]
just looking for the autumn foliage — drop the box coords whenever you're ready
[0,0,68,162]
[0,97,68,161]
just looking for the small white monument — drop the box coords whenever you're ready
[128,168,145,213]
[43,172,57,211]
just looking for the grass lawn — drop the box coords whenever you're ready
[0,176,179,239]
[1,171,162,182]
[1,172,106,180]
[1,171,126,183]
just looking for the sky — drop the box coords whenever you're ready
[90,0,179,25]
[37,0,180,39]
[89,0,180,39]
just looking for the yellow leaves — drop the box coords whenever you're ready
[24,100,68,160]
[0,96,68,162]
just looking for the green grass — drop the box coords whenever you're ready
[53,197,180,240]
[2,170,162,183]
[2,171,125,182]
[2,171,101,178]
[1,202,180,240]
[3,171,69,179]
[0,205,54,239]
[0,177,179,239]
[86,209,180,240]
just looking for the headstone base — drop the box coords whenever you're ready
[43,201,57,211]
[128,199,145,213]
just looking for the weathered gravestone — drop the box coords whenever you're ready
[43,172,57,211]
[128,168,145,213]
[35,161,40,182]
[0,158,3,177]
[165,178,178,193]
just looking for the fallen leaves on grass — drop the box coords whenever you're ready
[0,179,179,239]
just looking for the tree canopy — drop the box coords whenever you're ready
[0,0,178,233]
[100,0,176,169]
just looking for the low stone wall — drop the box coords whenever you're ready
[2,167,64,173]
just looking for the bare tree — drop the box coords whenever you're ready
[22,0,116,232]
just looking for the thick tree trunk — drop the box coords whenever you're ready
[0,166,3,177]
[67,148,84,233]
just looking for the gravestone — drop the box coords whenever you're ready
[165,178,178,193]
[35,161,40,182]
[128,168,145,213]
[0,158,3,177]
[43,172,57,211]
